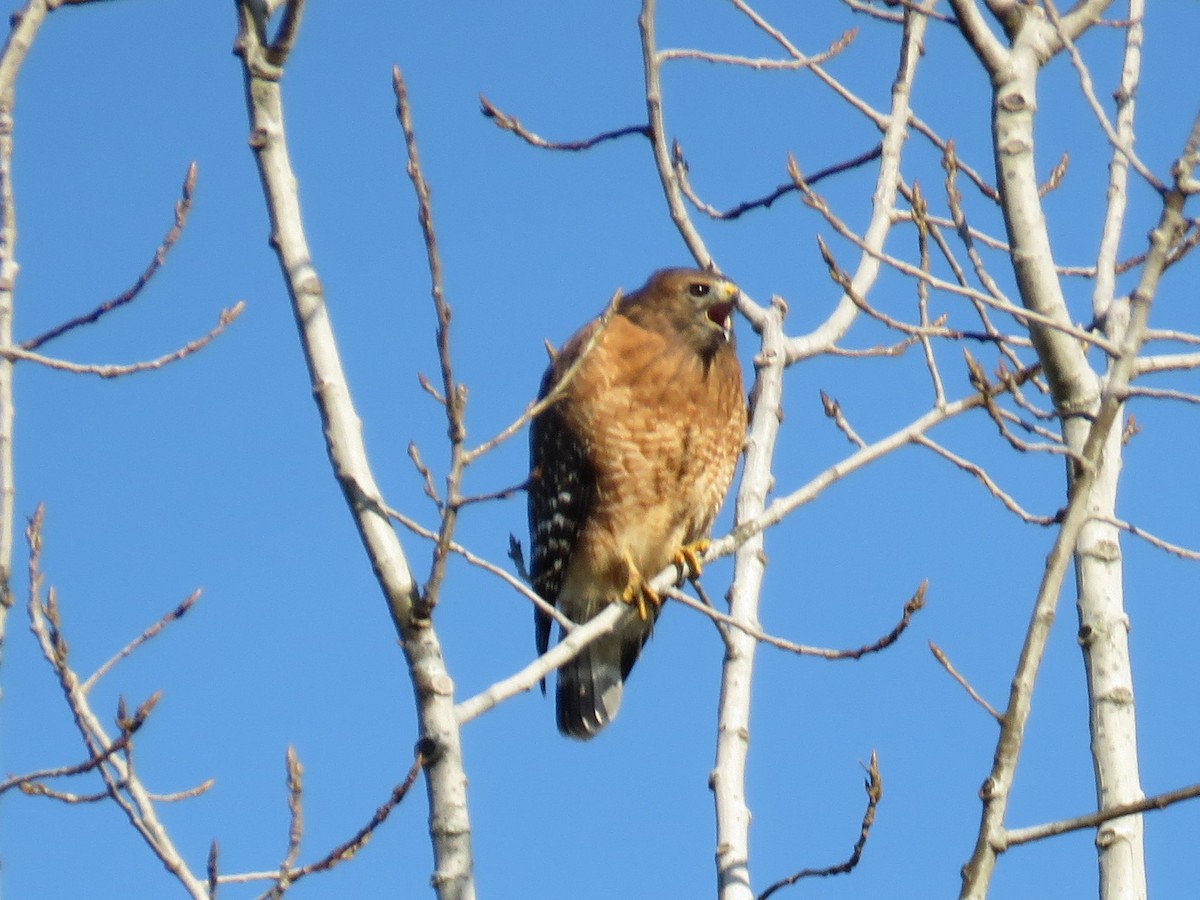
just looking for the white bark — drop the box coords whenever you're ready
[1075,417,1145,900]
[948,2,1156,897]
[713,304,784,900]
[1077,5,1148,896]
[0,0,44,694]
[233,5,474,897]
[710,8,929,896]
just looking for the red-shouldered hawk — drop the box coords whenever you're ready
[528,268,747,739]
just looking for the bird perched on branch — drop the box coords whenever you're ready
[528,268,747,739]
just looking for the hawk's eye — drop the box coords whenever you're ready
[688,283,711,299]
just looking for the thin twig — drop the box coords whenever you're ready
[795,167,1116,355]
[826,334,918,359]
[0,730,132,797]
[480,95,650,150]
[815,230,1028,348]
[731,0,995,202]
[757,751,883,900]
[456,478,528,508]
[24,505,208,897]
[914,435,1054,525]
[21,162,198,351]
[406,442,441,507]
[911,181,947,404]
[677,143,883,221]
[381,501,575,636]
[460,289,622,465]
[81,590,201,694]
[19,781,109,803]
[146,780,215,803]
[1099,514,1200,561]
[276,747,304,896]
[819,390,867,449]
[1043,0,1165,194]
[287,752,423,880]
[225,751,425,894]
[665,581,925,660]
[964,351,1079,460]
[658,28,856,70]
[1124,384,1200,405]
[4,303,245,378]
[843,0,957,24]
[941,144,1025,351]
[395,65,464,617]
[1004,781,1200,848]
[929,641,1002,721]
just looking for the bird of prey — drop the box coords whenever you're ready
[528,268,746,738]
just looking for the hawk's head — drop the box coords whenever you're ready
[622,268,740,357]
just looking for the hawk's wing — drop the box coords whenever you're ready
[528,365,594,658]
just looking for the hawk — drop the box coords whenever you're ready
[528,268,747,739]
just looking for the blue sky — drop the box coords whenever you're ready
[5,2,1200,898]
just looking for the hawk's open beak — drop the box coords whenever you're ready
[705,282,738,340]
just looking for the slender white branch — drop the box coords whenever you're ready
[233,6,474,897]
[455,603,628,725]
[785,4,928,361]
[960,89,1195,900]
[0,0,45,685]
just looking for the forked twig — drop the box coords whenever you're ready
[222,749,425,897]
[5,304,245,378]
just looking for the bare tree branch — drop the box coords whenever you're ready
[1004,781,1200,848]
[960,95,1197,900]
[233,8,474,896]
[81,590,201,694]
[480,95,650,150]
[24,505,208,897]
[929,641,1003,721]
[3,303,245,377]
[673,581,926,659]
[20,162,198,352]
[219,750,424,895]
[658,28,856,70]
[757,752,883,900]
[676,143,883,222]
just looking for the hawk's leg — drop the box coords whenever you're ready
[672,538,711,584]
[620,553,662,621]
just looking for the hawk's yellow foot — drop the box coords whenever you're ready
[619,557,662,621]
[673,539,711,583]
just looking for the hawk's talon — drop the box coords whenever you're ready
[673,539,711,584]
[620,555,661,621]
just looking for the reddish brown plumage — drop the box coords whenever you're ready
[528,268,747,738]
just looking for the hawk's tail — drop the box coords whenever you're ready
[556,642,624,739]
[555,618,654,740]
